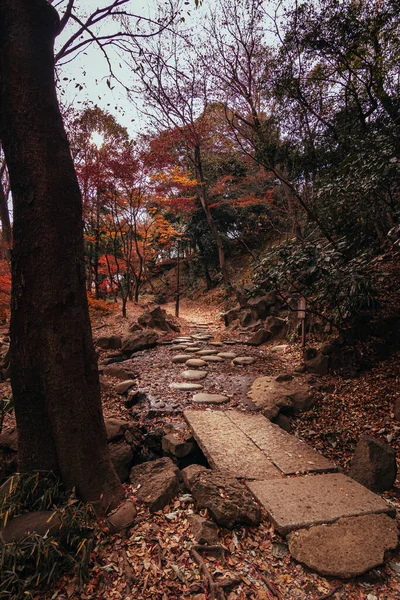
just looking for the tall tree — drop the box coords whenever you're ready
[0,0,123,509]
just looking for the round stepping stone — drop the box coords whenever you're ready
[172,354,190,364]
[192,334,213,340]
[209,341,223,347]
[184,347,202,353]
[217,352,237,359]
[182,370,208,381]
[170,344,188,350]
[185,358,207,368]
[174,338,193,343]
[223,340,237,345]
[197,349,216,356]
[201,355,224,363]
[170,382,204,391]
[232,356,257,365]
[193,393,229,405]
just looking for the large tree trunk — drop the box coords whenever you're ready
[0,0,123,510]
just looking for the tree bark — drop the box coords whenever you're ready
[0,0,123,510]
[0,176,12,263]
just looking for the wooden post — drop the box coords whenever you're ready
[298,297,306,347]
[175,238,180,318]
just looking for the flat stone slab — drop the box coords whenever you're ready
[172,354,190,363]
[201,355,224,362]
[193,393,229,405]
[218,352,237,359]
[185,358,207,368]
[233,356,257,365]
[226,411,336,475]
[287,514,398,579]
[170,383,204,391]
[248,473,395,535]
[184,410,281,480]
[182,370,208,381]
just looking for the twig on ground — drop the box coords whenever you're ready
[121,548,137,585]
[259,572,283,600]
[191,546,227,600]
[318,584,343,599]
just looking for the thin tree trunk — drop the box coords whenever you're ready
[0,175,12,262]
[0,0,123,510]
[196,232,213,291]
[193,145,229,286]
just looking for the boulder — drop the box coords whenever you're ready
[305,352,329,375]
[264,316,287,339]
[246,329,271,346]
[239,310,253,327]
[130,457,180,512]
[137,306,180,333]
[162,434,194,459]
[106,500,137,534]
[115,379,136,394]
[109,440,134,482]
[100,364,137,380]
[223,306,240,326]
[348,434,397,492]
[248,296,269,320]
[188,514,219,545]
[105,418,129,442]
[274,414,292,433]
[248,376,314,419]
[181,464,208,489]
[121,330,158,354]
[0,511,61,543]
[96,335,122,350]
[288,514,398,578]
[189,469,261,528]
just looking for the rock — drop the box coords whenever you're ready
[223,307,240,326]
[109,440,134,482]
[264,315,287,338]
[190,469,261,528]
[248,296,269,320]
[185,358,207,368]
[181,464,208,489]
[288,514,398,579]
[121,329,158,354]
[239,310,253,327]
[248,376,313,419]
[274,414,292,433]
[0,511,61,543]
[106,500,137,534]
[305,353,329,375]
[275,373,293,382]
[137,305,180,332]
[232,356,257,366]
[271,344,289,353]
[172,354,191,363]
[101,364,137,380]
[217,352,237,359]
[188,514,219,545]
[200,355,224,363]
[162,434,194,458]
[124,389,141,408]
[170,382,204,391]
[348,434,397,492]
[246,329,271,346]
[115,379,136,394]
[182,370,208,381]
[193,393,229,405]
[130,457,180,512]
[184,347,202,353]
[96,335,122,350]
[210,342,223,347]
[105,418,129,442]
[197,348,217,356]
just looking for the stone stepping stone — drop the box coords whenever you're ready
[209,341,223,347]
[287,513,398,579]
[115,380,136,394]
[184,409,281,480]
[217,352,237,359]
[170,382,204,391]
[193,393,229,405]
[201,355,224,363]
[226,411,336,475]
[174,338,193,343]
[172,354,190,364]
[184,347,202,353]
[232,356,257,365]
[223,340,237,345]
[182,370,208,381]
[247,473,394,535]
[185,358,207,368]
[197,349,217,356]
[170,344,189,351]
[192,334,213,341]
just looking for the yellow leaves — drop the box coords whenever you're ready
[151,165,198,189]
